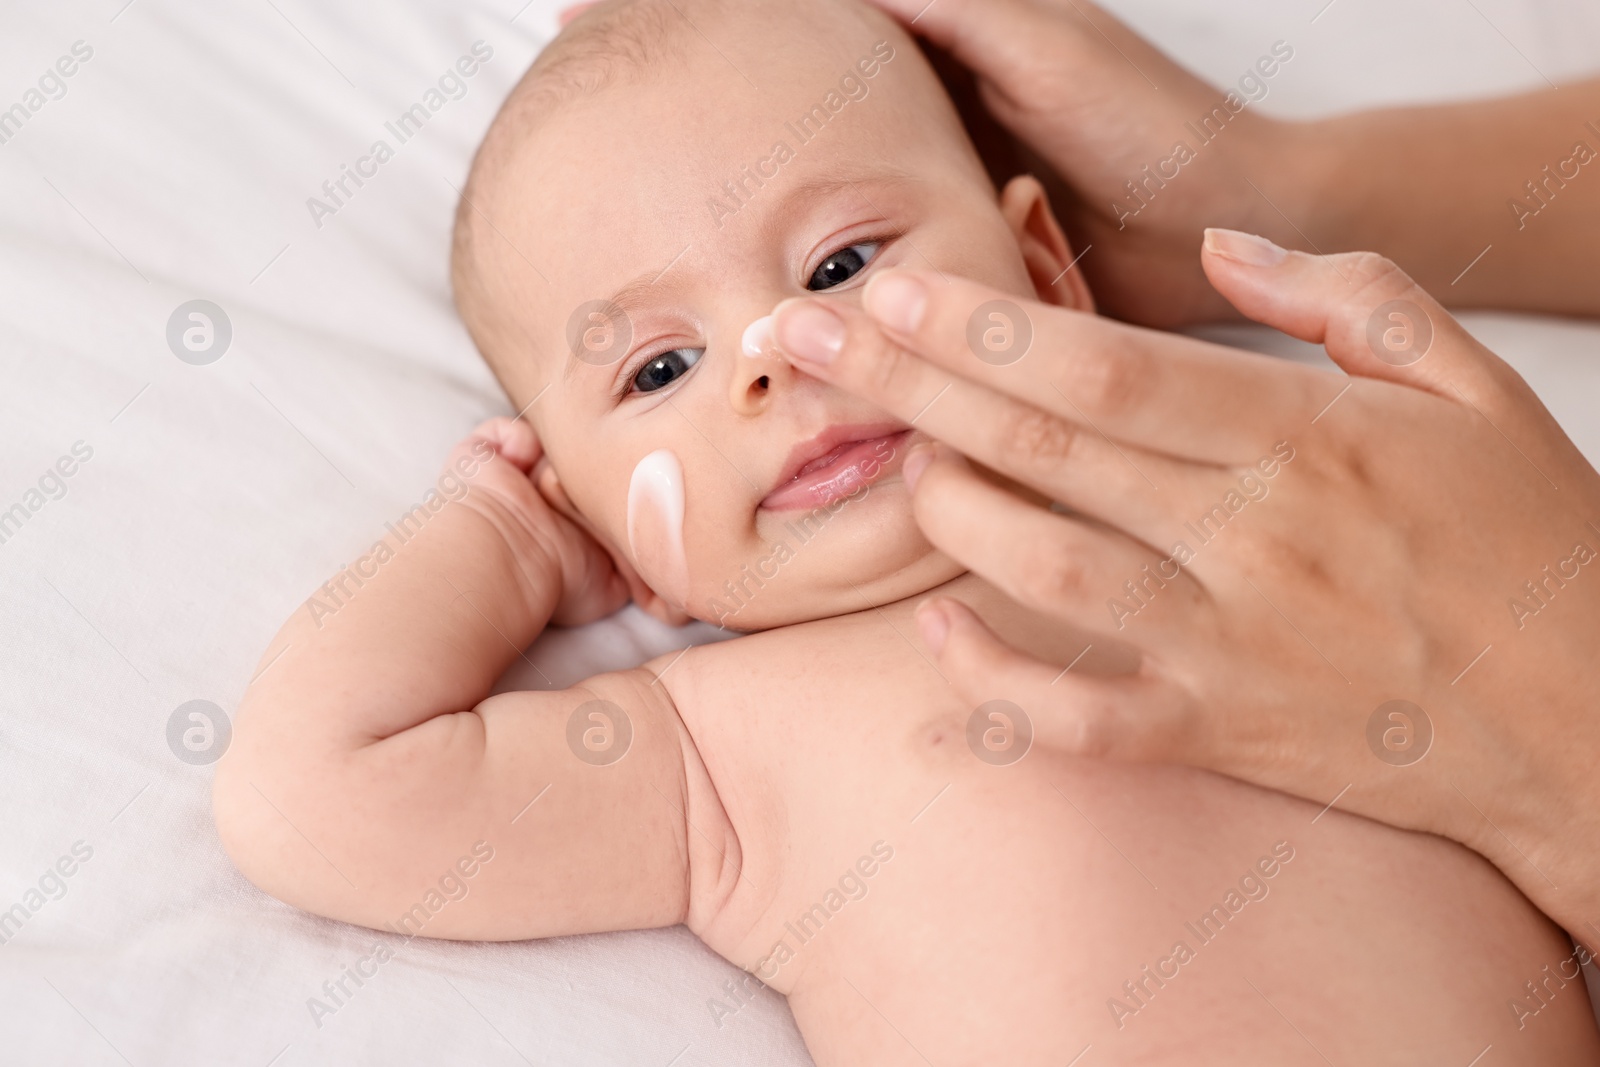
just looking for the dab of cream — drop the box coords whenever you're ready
[627,449,688,608]
[741,314,774,359]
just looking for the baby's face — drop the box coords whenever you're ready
[482,4,1058,630]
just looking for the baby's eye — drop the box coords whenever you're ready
[632,348,703,393]
[808,242,881,291]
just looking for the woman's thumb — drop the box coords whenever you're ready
[917,597,1185,761]
[1199,228,1503,404]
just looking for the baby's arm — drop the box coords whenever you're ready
[213,419,717,940]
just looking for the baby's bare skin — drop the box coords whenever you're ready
[667,578,1600,1064]
[215,422,1599,1065]
[215,1,1600,1061]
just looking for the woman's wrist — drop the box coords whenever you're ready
[1485,772,1600,947]
[1243,114,1365,264]
[1234,107,1486,289]
[1426,633,1600,944]
[1265,87,1600,315]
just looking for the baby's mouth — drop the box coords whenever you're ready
[760,424,913,512]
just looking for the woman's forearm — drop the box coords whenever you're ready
[1292,77,1600,317]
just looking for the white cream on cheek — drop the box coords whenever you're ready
[627,449,689,607]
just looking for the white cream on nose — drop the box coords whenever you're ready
[741,314,774,359]
[627,449,689,607]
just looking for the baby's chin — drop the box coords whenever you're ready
[688,532,965,633]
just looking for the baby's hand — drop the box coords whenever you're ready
[449,417,628,626]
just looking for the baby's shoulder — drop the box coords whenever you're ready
[646,604,950,731]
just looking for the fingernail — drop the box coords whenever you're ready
[1203,228,1288,267]
[902,442,935,491]
[865,272,927,334]
[916,599,950,656]
[774,301,845,365]
[741,314,774,359]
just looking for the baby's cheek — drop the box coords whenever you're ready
[673,461,771,628]
[627,449,689,608]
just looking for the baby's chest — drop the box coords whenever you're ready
[675,653,998,972]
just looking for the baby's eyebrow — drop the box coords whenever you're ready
[759,167,921,234]
[597,246,704,329]
[606,273,673,320]
[559,271,681,382]
[603,169,920,315]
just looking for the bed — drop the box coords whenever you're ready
[2,0,1597,1063]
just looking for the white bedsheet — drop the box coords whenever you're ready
[1,1,1596,1063]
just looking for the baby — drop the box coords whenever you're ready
[215,0,1600,1062]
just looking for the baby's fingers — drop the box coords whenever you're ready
[919,597,1198,763]
[463,416,542,473]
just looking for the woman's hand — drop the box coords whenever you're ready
[866,0,1310,326]
[867,0,1600,321]
[767,231,1600,942]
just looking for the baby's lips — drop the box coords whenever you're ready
[559,2,600,27]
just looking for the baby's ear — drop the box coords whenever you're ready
[534,459,581,523]
[999,175,1095,313]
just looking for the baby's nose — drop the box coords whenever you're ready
[730,315,780,416]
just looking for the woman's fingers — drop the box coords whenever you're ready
[771,271,1326,466]
[862,0,1052,83]
[861,0,1181,147]
[1200,230,1510,405]
[916,596,1198,762]
[769,299,1224,540]
[906,445,1200,642]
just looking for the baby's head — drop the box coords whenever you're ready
[452,0,1091,631]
